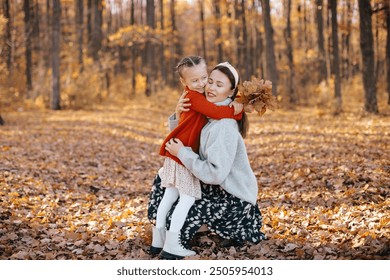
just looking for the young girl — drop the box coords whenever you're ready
[151,56,243,259]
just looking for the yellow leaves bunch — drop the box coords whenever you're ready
[236,77,278,116]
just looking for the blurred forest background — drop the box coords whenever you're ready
[0,0,389,113]
[0,0,389,260]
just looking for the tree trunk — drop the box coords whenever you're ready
[91,0,103,62]
[358,0,378,113]
[316,0,327,82]
[234,0,242,70]
[75,0,84,72]
[160,0,166,83]
[341,1,352,81]
[214,0,223,62]
[261,0,278,96]
[44,0,51,69]
[374,2,380,83]
[32,0,40,53]
[284,0,296,104]
[326,2,332,78]
[199,0,207,60]
[241,0,250,81]
[130,0,136,94]
[169,0,182,86]
[87,0,92,51]
[3,0,12,74]
[145,0,155,96]
[253,0,264,78]
[330,0,342,113]
[303,0,308,52]
[386,3,390,104]
[24,0,33,93]
[51,0,61,110]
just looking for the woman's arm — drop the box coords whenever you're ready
[167,91,191,131]
[175,91,191,118]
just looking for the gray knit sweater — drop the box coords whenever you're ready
[176,100,259,205]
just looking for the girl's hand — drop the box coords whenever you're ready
[165,138,184,157]
[229,100,244,115]
[176,91,191,117]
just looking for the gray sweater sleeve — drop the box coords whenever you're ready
[168,113,178,131]
[177,121,239,185]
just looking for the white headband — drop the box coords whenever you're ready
[216,62,239,88]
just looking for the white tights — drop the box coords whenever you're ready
[155,187,195,232]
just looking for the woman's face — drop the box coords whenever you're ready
[205,69,233,103]
[180,62,208,93]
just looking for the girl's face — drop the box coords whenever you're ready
[205,69,233,103]
[180,62,208,93]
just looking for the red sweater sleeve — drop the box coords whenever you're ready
[188,92,242,120]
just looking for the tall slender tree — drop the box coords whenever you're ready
[87,0,92,50]
[214,0,223,62]
[253,0,264,78]
[284,0,296,104]
[44,0,51,69]
[199,0,207,61]
[160,0,166,83]
[316,0,327,82]
[330,0,342,113]
[75,0,84,72]
[23,0,33,93]
[31,0,40,53]
[341,0,352,80]
[3,0,11,73]
[51,0,61,110]
[130,0,136,93]
[234,0,242,70]
[241,0,250,81]
[91,0,103,62]
[261,0,278,96]
[386,2,390,104]
[169,0,182,86]
[358,0,378,113]
[145,0,155,96]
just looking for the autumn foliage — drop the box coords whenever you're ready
[1,91,389,260]
[236,78,278,116]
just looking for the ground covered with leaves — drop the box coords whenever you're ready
[1,94,389,260]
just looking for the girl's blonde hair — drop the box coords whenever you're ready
[176,56,206,78]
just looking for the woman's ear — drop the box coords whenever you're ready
[180,77,186,87]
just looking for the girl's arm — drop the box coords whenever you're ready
[189,92,242,120]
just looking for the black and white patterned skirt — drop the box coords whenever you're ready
[148,174,266,248]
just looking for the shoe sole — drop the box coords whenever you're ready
[149,246,162,255]
[159,250,184,260]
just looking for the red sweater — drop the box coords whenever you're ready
[159,88,242,165]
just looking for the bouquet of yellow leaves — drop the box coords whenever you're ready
[235,77,278,116]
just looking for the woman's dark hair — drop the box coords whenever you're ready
[212,65,249,139]
[176,56,206,78]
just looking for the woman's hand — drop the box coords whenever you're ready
[244,103,255,113]
[165,138,184,157]
[229,100,244,115]
[176,91,191,118]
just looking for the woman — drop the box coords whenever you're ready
[148,62,266,259]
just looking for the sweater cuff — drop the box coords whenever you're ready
[168,113,178,131]
[177,146,194,163]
